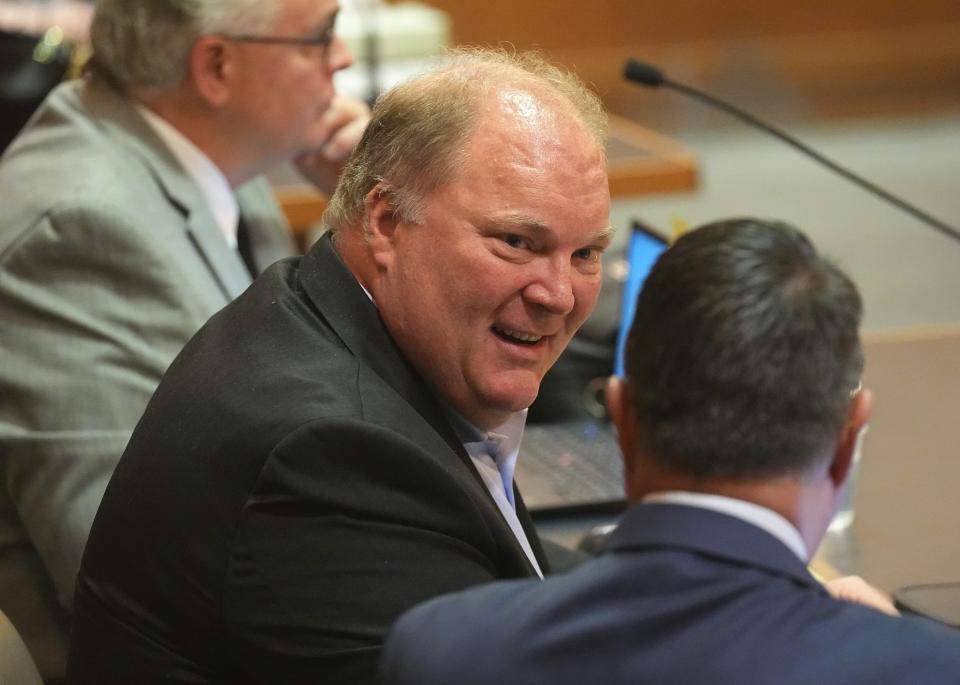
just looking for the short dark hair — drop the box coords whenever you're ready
[625,218,863,479]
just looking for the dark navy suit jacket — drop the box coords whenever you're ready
[381,502,960,685]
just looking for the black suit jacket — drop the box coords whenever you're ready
[67,235,548,684]
[381,502,960,685]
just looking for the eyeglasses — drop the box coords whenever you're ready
[222,32,335,47]
[221,29,336,61]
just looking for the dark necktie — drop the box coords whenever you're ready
[235,215,258,278]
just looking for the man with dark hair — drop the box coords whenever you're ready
[380,218,960,685]
[623,217,864,482]
[68,48,612,684]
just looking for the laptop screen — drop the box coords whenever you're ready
[614,221,670,377]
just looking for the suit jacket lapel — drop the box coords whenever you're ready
[299,235,544,575]
[513,486,550,571]
[236,178,297,272]
[607,502,825,591]
[299,235,469,460]
[80,78,252,300]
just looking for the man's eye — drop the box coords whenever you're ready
[312,29,333,45]
[310,21,336,45]
[503,234,530,250]
[574,247,601,263]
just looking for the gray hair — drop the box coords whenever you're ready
[89,0,280,90]
[323,47,607,234]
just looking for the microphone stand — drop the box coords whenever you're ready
[623,58,960,247]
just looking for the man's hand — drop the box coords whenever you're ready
[296,92,371,196]
[825,575,900,616]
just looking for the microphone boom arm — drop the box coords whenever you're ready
[624,59,960,246]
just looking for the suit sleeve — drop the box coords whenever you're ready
[0,204,214,609]
[223,418,509,684]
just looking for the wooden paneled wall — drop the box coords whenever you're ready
[423,0,960,125]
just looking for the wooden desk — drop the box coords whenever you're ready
[273,114,698,251]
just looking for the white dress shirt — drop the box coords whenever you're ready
[137,105,239,247]
[643,490,809,561]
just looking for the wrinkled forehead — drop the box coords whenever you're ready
[496,88,559,132]
[492,82,599,141]
[443,101,610,230]
[470,90,606,177]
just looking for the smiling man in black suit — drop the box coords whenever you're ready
[67,48,613,684]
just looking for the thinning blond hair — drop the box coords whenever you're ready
[323,47,607,234]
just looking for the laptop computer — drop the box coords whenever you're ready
[515,220,670,514]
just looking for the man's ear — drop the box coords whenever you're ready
[363,184,401,270]
[606,376,637,481]
[189,35,233,107]
[829,387,873,487]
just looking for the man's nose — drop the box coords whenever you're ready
[522,259,577,316]
[326,35,353,72]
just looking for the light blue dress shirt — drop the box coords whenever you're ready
[449,409,544,578]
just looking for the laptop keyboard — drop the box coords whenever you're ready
[515,422,626,511]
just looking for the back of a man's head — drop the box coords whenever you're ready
[89,0,279,92]
[323,47,608,235]
[625,218,863,480]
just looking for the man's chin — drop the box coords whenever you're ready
[478,388,541,424]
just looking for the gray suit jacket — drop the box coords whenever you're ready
[0,77,295,681]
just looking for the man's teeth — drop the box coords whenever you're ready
[496,327,542,343]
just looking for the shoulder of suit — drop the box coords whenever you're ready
[0,111,176,253]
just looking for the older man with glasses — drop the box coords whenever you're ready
[0,1,367,681]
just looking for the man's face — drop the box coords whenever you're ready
[227,0,352,165]
[373,92,612,429]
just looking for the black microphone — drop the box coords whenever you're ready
[623,58,960,247]
[623,60,665,88]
